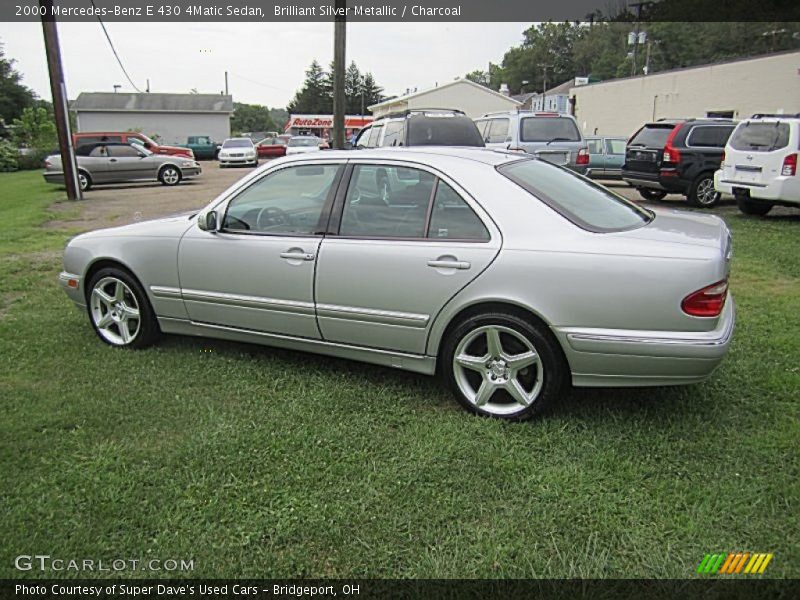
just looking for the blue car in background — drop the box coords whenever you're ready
[585,136,627,180]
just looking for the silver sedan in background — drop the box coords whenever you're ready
[218,137,258,167]
[58,148,734,421]
[44,142,201,191]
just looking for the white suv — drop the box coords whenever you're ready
[715,114,800,215]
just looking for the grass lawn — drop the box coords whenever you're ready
[0,170,797,579]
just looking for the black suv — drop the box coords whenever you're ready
[354,109,485,149]
[622,118,736,207]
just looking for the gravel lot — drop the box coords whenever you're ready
[46,160,793,232]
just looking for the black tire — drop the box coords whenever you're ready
[441,312,567,421]
[638,188,667,201]
[687,173,720,208]
[158,165,182,186]
[86,267,160,349]
[78,170,92,192]
[736,193,773,216]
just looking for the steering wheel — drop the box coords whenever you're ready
[255,206,292,230]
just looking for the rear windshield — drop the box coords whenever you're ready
[498,159,653,233]
[729,122,790,152]
[406,116,484,147]
[628,124,675,148]
[520,117,581,143]
[288,137,320,147]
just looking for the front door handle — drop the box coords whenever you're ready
[427,259,471,270]
[280,251,315,261]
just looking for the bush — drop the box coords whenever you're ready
[0,140,19,172]
[17,148,52,170]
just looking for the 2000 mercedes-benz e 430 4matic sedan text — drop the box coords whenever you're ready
[59,147,735,421]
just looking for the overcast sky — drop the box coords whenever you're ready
[0,22,528,109]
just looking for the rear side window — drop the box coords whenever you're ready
[498,159,652,233]
[520,117,581,143]
[427,182,489,241]
[486,119,510,144]
[381,121,404,147]
[587,139,602,154]
[629,125,675,148]
[686,126,734,148]
[406,116,484,147]
[366,125,383,147]
[729,122,790,152]
[605,139,626,154]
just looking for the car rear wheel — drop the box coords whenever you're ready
[638,188,667,201]
[735,193,773,216]
[87,267,159,349]
[78,171,91,191]
[688,173,720,208]
[442,312,566,421]
[159,165,182,186]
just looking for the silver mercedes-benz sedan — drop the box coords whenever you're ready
[59,147,734,421]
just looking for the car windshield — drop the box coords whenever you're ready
[628,124,675,147]
[288,137,320,147]
[223,139,253,148]
[406,116,484,147]
[498,159,653,232]
[520,117,581,143]
[133,144,153,156]
[729,122,790,152]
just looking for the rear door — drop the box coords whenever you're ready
[625,123,675,175]
[683,124,734,177]
[518,116,582,166]
[315,161,501,355]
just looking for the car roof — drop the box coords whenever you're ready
[225,137,253,142]
[281,146,521,166]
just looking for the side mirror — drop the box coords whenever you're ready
[197,210,218,232]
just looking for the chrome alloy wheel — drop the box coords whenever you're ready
[696,177,719,206]
[161,167,180,185]
[89,276,141,345]
[78,172,89,190]
[452,325,543,416]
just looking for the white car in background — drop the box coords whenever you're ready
[715,114,800,215]
[218,137,258,167]
[285,136,324,155]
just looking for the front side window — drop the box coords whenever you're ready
[729,122,790,152]
[366,125,383,147]
[108,144,144,158]
[427,181,489,241]
[498,159,652,232]
[520,117,581,142]
[223,164,340,235]
[339,165,434,238]
[88,145,108,158]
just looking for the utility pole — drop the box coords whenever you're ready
[40,0,81,200]
[539,64,551,110]
[629,1,649,77]
[331,0,346,149]
[146,78,150,93]
[224,71,229,95]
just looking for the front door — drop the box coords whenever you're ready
[106,143,157,181]
[315,162,501,355]
[178,162,343,338]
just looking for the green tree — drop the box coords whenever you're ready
[465,70,490,87]
[360,73,384,110]
[0,41,37,126]
[287,60,332,114]
[344,61,363,114]
[230,103,278,135]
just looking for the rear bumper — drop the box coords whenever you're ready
[43,172,64,185]
[715,171,800,204]
[554,295,735,387]
[622,170,687,194]
[586,167,622,179]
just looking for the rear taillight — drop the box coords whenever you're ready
[662,123,683,164]
[576,147,590,165]
[720,150,725,164]
[681,279,728,318]
[782,153,797,176]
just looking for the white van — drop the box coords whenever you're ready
[715,114,800,215]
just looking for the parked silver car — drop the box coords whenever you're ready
[218,137,258,167]
[474,111,590,174]
[43,142,201,191]
[59,148,734,421]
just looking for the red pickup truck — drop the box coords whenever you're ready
[72,132,194,159]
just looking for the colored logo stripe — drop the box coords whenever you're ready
[698,553,773,575]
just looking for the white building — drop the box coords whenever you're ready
[570,50,800,137]
[369,79,521,119]
[71,92,233,145]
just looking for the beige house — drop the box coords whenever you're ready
[369,79,521,119]
[570,50,800,137]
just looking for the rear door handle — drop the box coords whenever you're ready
[427,259,471,270]
[280,251,315,261]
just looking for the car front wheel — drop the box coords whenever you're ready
[87,267,159,348]
[688,173,720,207]
[442,312,566,421]
[159,165,182,186]
[638,188,667,201]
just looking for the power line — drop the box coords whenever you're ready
[227,71,292,94]
[89,0,142,92]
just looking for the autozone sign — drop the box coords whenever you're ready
[287,115,373,129]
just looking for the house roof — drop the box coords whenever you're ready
[542,80,575,96]
[369,79,522,111]
[511,92,538,104]
[71,92,234,113]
